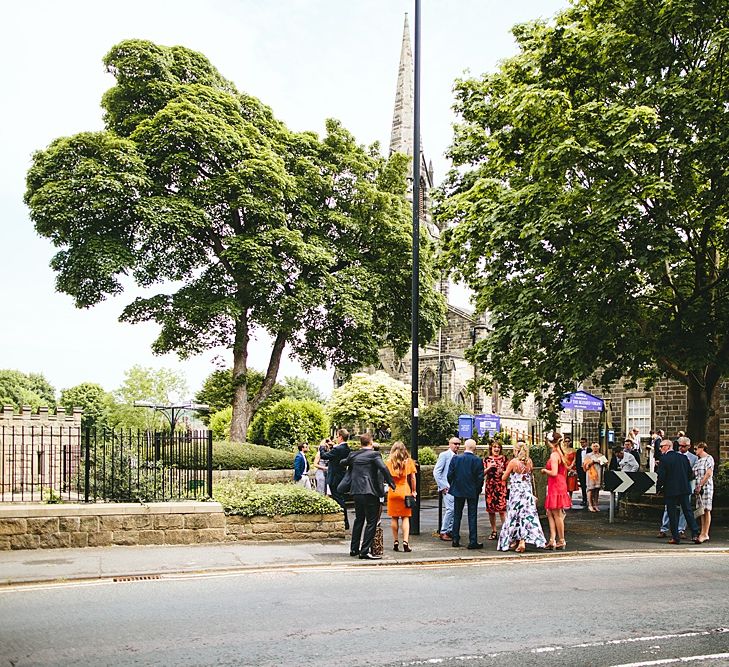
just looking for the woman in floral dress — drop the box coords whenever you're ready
[484,440,508,540]
[497,441,546,553]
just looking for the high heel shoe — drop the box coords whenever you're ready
[555,540,566,550]
[393,541,399,552]
[403,541,412,552]
[544,540,556,550]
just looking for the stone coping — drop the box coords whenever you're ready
[0,502,222,518]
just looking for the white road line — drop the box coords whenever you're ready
[608,653,729,667]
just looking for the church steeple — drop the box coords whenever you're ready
[389,14,414,157]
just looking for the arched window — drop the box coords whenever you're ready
[421,368,437,405]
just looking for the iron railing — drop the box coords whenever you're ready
[0,426,213,503]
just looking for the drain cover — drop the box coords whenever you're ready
[113,574,162,582]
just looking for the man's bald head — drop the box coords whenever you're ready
[464,439,477,452]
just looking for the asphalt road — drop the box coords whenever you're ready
[2,552,728,667]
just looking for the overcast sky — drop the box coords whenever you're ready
[0,0,567,399]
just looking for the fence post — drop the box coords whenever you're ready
[206,430,213,499]
[84,429,91,503]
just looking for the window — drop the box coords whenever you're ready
[625,398,651,437]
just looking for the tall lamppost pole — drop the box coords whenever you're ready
[410,0,422,535]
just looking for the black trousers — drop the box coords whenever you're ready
[351,494,381,556]
[666,494,699,541]
[329,474,349,529]
[452,495,479,546]
[577,471,588,506]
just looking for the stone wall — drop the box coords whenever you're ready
[226,513,344,541]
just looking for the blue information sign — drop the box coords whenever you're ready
[458,414,474,440]
[474,414,501,437]
[560,391,604,412]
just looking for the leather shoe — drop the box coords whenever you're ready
[657,532,667,538]
[467,543,484,550]
[349,550,359,557]
[667,538,681,544]
[451,540,461,547]
[359,552,382,560]
[439,533,451,541]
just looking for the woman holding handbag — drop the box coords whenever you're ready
[386,441,418,552]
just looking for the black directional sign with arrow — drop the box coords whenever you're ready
[603,471,657,495]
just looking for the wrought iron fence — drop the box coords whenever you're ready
[0,426,213,503]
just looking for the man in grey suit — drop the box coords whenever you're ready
[433,436,460,540]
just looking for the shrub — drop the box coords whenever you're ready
[715,461,729,502]
[418,446,437,466]
[247,406,271,445]
[264,398,329,450]
[209,406,232,440]
[212,441,295,470]
[393,400,462,446]
[529,444,549,468]
[213,475,342,516]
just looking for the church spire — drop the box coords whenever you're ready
[389,14,414,157]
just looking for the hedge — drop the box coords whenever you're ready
[213,477,342,516]
[212,441,295,470]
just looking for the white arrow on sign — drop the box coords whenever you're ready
[612,471,634,493]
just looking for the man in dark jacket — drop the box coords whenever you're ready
[344,433,395,560]
[447,438,485,549]
[575,437,589,508]
[656,439,699,544]
[321,428,351,529]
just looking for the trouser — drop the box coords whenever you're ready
[440,491,454,534]
[314,469,327,494]
[577,472,588,506]
[452,495,479,546]
[351,494,381,556]
[666,494,699,541]
[296,475,312,490]
[329,474,349,528]
[661,505,686,534]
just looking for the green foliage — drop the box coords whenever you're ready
[247,408,270,445]
[0,370,56,410]
[328,372,409,433]
[281,376,324,403]
[42,487,62,504]
[209,406,232,440]
[418,447,437,466]
[60,382,114,430]
[211,441,295,470]
[214,475,341,516]
[529,445,550,469]
[25,38,445,443]
[714,461,729,502]
[392,399,461,446]
[195,368,284,424]
[263,398,329,450]
[438,0,729,439]
[110,365,188,431]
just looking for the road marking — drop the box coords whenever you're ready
[608,654,729,666]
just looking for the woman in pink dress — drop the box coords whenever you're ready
[541,432,571,550]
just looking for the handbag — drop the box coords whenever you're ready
[404,495,416,508]
[693,491,705,518]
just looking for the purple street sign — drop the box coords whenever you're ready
[560,391,604,412]
[458,415,474,439]
[474,414,501,437]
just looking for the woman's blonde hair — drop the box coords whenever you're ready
[388,440,410,473]
[513,441,529,462]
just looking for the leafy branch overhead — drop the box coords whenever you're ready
[25,39,445,441]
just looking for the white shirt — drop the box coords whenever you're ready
[618,452,639,472]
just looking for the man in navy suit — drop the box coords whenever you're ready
[656,439,699,544]
[447,438,485,549]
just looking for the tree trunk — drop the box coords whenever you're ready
[685,375,720,461]
[230,317,250,443]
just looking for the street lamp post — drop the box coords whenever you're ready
[133,400,210,436]
[410,0,422,535]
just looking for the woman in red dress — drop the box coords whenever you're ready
[541,432,572,550]
[484,440,508,540]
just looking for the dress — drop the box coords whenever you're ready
[583,452,604,491]
[544,457,572,510]
[386,457,417,518]
[484,455,507,513]
[693,455,715,511]
[497,466,546,550]
[565,450,579,494]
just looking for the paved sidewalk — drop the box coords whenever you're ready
[1,494,726,585]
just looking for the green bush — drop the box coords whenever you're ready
[214,475,342,516]
[209,406,232,440]
[418,446,437,465]
[212,441,295,470]
[247,408,269,445]
[529,444,549,468]
[393,400,462,446]
[264,398,329,450]
[715,461,729,502]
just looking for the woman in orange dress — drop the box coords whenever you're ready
[564,441,579,499]
[386,441,418,553]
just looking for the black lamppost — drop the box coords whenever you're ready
[133,400,209,436]
[410,0,422,535]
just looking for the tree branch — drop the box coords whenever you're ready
[249,330,289,413]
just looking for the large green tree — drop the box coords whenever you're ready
[26,40,445,442]
[439,0,729,457]
[0,370,56,410]
[60,382,114,430]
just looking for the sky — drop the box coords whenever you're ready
[0,0,568,400]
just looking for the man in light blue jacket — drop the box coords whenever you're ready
[433,437,460,540]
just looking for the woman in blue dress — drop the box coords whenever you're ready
[497,441,546,553]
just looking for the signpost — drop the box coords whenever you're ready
[560,390,604,412]
[603,470,657,522]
